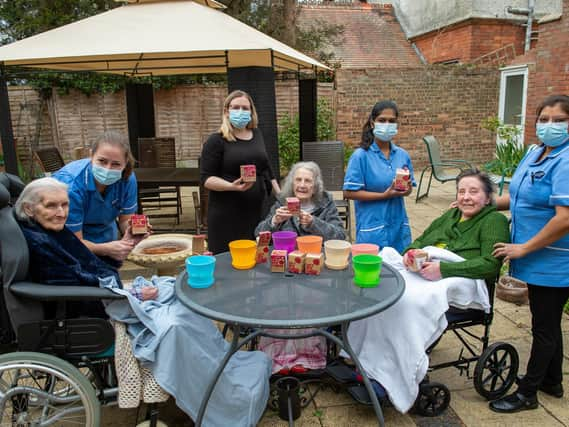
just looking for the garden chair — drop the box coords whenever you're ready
[137,137,182,223]
[415,135,475,202]
[192,183,208,235]
[301,141,352,241]
[33,147,65,175]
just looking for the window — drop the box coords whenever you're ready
[498,65,528,143]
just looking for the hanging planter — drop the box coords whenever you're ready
[496,275,528,305]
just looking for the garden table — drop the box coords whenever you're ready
[175,252,405,426]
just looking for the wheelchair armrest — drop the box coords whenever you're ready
[10,281,125,301]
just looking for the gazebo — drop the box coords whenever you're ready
[0,0,329,176]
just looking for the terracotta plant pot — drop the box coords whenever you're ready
[496,275,528,305]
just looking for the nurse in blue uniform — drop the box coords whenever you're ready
[54,131,142,263]
[343,100,415,253]
[491,94,569,413]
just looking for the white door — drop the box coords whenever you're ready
[498,65,528,144]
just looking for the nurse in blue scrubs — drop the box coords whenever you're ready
[343,100,415,253]
[490,94,569,413]
[54,131,142,262]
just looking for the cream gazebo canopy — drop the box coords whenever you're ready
[0,0,329,76]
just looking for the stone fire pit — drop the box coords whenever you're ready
[128,233,195,276]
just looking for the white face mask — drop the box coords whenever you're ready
[373,123,398,142]
[92,164,122,185]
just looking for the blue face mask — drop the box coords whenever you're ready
[373,122,398,142]
[536,122,569,147]
[92,164,123,186]
[229,109,251,129]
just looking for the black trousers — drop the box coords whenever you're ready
[518,284,569,396]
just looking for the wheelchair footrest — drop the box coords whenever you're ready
[325,359,359,384]
[270,368,326,381]
[347,383,390,407]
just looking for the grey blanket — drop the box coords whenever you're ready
[103,276,271,427]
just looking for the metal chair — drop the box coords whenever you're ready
[415,135,475,202]
[33,147,65,175]
[301,141,352,241]
[191,183,209,234]
[137,137,182,223]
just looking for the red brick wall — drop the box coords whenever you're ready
[335,67,500,169]
[512,0,569,144]
[414,19,527,64]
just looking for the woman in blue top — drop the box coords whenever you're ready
[343,100,415,253]
[54,131,142,263]
[490,95,569,413]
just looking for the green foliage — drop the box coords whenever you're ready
[278,98,344,176]
[295,19,344,68]
[565,298,569,314]
[0,0,119,43]
[481,117,527,178]
[277,112,300,176]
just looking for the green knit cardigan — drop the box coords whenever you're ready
[405,205,510,280]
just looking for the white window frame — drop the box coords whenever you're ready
[498,65,528,145]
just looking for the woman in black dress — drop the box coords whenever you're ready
[200,90,280,254]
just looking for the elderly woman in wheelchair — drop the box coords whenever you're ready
[345,169,518,415]
[0,176,271,427]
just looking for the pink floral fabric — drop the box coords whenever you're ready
[259,328,327,374]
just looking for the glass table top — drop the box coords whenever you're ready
[175,252,405,328]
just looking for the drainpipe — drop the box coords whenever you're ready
[507,0,535,53]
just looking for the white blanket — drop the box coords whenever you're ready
[346,246,490,413]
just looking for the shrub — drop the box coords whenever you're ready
[481,117,527,178]
[278,98,346,176]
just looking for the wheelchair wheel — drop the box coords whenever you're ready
[413,382,450,417]
[474,342,519,400]
[0,352,100,426]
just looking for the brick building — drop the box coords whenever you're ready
[508,0,569,144]
[297,2,503,167]
[390,0,566,146]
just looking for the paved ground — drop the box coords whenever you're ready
[105,181,569,426]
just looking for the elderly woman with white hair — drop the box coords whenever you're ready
[13,177,272,426]
[255,161,346,374]
[14,177,123,317]
[255,161,345,240]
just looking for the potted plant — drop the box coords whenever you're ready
[481,117,527,187]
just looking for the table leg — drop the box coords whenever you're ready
[319,323,384,427]
[195,324,263,427]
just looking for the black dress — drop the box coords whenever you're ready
[200,129,275,254]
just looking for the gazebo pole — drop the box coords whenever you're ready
[298,76,317,161]
[228,65,280,179]
[0,64,18,176]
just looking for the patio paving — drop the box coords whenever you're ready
[105,180,569,427]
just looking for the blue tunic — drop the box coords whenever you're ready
[54,159,138,244]
[509,141,569,287]
[343,142,415,253]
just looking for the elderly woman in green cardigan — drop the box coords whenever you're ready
[402,169,510,281]
[345,169,510,413]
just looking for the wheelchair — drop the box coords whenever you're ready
[327,278,520,417]
[0,173,164,426]
[412,280,519,416]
